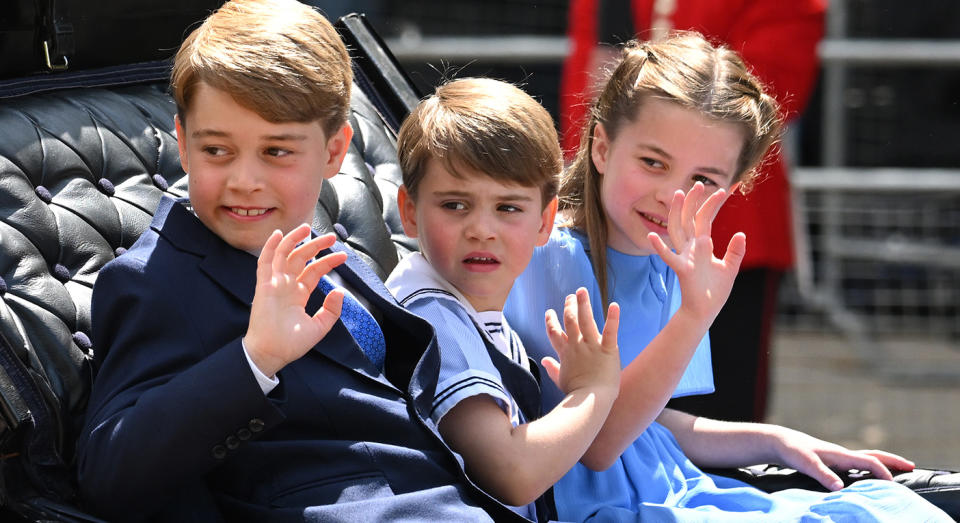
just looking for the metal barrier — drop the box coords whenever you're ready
[382,9,960,365]
[791,0,960,370]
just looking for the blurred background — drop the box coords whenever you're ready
[315,0,960,469]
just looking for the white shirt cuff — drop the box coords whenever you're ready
[242,338,279,395]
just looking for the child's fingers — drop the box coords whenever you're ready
[540,356,562,388]
[575,288,602,342]
[666,190,686,247]
[721,232,747,271]
[680,182,705,241]
[648,232,677,266]
[693,188,729,238]
[860,449,915,473]
[274,224,312,273]
[289,232,337,270]
[544,309,568,356]
[691,236,714,267]
[561,292,582,343]
[299,251,348,288]
[600,302,620,353]
[311,288,344,336]
[256,230,284,282]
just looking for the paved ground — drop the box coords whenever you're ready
[766,330,960,470]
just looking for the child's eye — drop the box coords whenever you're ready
[265,147,292,158]
[692,174,718,187]
[640,157,665,169]
[498,204,522,213]
[441,201,467,211]
[202,146,229,157]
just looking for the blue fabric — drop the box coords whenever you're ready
[553,423,950,522]
[505,226,712,412]
[506,226,951,522]
[318,275,386,371]
[386,252,540,521]
[409,298,517,425]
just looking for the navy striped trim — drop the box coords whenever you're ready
[508,331,521,363]
[399,287,457,306]
[431,375,507,418]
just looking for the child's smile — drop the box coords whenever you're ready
[591,97,743,256]
[637,211,668,236]
[177,83,350,253]
[399,158,555,312]
[228,207,270,217]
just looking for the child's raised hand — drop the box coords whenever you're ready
[541,288,621,397]
[648,181,746,324]
[245,225,348,377]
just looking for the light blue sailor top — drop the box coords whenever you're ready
[386,252,537,520]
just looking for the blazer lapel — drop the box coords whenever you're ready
[154,197,258,307]
[160,200,404,392]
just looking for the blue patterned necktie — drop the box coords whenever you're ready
[317,275,385,371]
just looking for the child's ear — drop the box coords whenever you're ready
[321,123,354,180]
[397,185,419,238]
[536,196,558,247]
[590,123,610,175]
[174,114,189,174]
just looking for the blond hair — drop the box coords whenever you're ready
[397,77,561,208]
[171,0,352,136]
[563,32,783,306]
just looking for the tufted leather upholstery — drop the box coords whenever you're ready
[0,61,415,522]
[0,84,188,507]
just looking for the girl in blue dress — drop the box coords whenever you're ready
[505,32,950,522]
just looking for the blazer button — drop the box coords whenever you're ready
[225,435,240,450]
[248,418,265,433]
[237,428,252,441]
[211,444,227,460]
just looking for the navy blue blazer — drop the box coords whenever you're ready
[78,197,524,522]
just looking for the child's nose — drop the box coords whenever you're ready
[226,157,263,191]
[465,213,496,240]
[655,177,687,206]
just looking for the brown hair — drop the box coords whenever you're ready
[563,32,783,306]
[171,0,352,136]
[397,77,561,208]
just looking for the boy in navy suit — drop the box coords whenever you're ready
[77,1,523,521]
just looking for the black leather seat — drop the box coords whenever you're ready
[0,12,955,523]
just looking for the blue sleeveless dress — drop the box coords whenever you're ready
[505,227,949,522]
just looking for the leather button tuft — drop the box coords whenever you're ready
[333,222,348,240]
[97,178,116,196]
[52,264,71,282]
[114,247,127,257]
[248,418,265,433]
[35,185,52,203]
[152,174,169,191]
[225,435,240,450]
[211,444,227,460]
[237,428,252,441]
[72,332,92,351]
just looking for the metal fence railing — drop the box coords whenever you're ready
[783,168,960,347]
[381,3,960,365]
